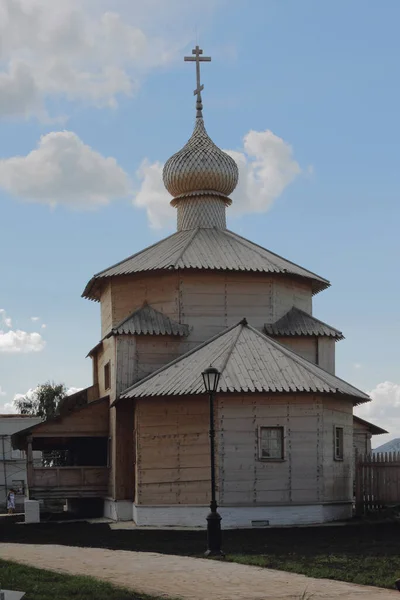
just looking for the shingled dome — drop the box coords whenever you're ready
[163,118,238,203]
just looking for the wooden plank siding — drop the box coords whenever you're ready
[321,399,353,503]
[218,395,322,505]
[97,337,116,401]
[274,336,336,375]
[317,337,336,374]
[276,337,318,365]
[101,271,314,348]
[116,335,187,396]
[135,397,211,505]
[134,393,353,508]
[28,399,109,438]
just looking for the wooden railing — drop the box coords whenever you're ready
[29,466,109,499]
[355,452,400,515]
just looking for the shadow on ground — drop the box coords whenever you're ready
[1,515,399,558]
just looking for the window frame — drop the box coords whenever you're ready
[334,425,344,461]
[104,361,111,391]
[258,426,285,461]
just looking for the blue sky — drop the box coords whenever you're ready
[0,0,399,445]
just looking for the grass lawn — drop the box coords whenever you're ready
[2,516,400,590]
[0,559,158,600]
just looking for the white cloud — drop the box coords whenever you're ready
[66,387,84,396]
[0,330,45,353]
[0,386,6,397]
[31,317,40,321]
[354,363,363,370]
[0,309,12,328]
[134,129,302,228]
[0,0,217,119]
[0,131,131,209]
[355,381,400,447]
[41,324,47,329]
[0,401,16,414]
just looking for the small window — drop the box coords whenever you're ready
[11,449,22,459]
[334,426,344,460]
[259,427,284,460]
[104,362,111,390]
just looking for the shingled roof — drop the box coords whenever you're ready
[83,228,330,301]
[106,303,189,337]
[265,307,344,339]
[118,320,369,405]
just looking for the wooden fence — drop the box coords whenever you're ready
[355,452,400,514]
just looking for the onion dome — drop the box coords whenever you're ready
[162,117,239,204]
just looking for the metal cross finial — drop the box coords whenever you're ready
[184,45,211,118]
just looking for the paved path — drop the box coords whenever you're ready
[0,543,398,599]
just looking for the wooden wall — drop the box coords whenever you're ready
[100,271,314,344]
[29,400,109,438]
[276,337,318,365]
[272,279,312,321]
[100,283,112,338]
[218,394,323,505]
[97,337,116,401]
[318,338,335,374]
[110,274,180,333]
[116,335,187,396]
[321,398,353,502]
[135,396,211,505]
[353,420,372,457]
[276,336,336,374]
[134,393,354,508]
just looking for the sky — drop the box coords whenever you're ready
[0,0,399,447]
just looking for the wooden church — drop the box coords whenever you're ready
[14,48,387,527]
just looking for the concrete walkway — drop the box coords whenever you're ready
[0,543,398,599]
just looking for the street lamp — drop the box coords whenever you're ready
[202,365,224,557]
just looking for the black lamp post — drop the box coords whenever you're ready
[202,365,224,557]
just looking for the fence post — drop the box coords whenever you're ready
[355,449,363,517]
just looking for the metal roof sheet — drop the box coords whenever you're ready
[83,228,330,300]
[119,320,369,405]
[265,307,344,339]
[353,415,388,435]
[108,303,189,337]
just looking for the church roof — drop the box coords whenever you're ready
[119,320,369,405]
[82,228,330,301]
[107,303,189,337]
[265,307,344,339]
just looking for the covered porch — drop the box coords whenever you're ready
[13,393,110,502]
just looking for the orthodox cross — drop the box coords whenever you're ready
[184,45,211,117]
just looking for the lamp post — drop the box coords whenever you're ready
[202,366,224,557]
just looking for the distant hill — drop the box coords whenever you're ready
[373,438,400,454]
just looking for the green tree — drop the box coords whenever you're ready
[14,381,67,420]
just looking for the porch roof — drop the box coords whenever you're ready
[11,396,110,450]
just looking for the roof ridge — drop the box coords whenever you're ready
[218,319,246,375]
[250,324,368,399]
[117,320,243,402]
[224,229,330,287]
[172,227,200,267]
